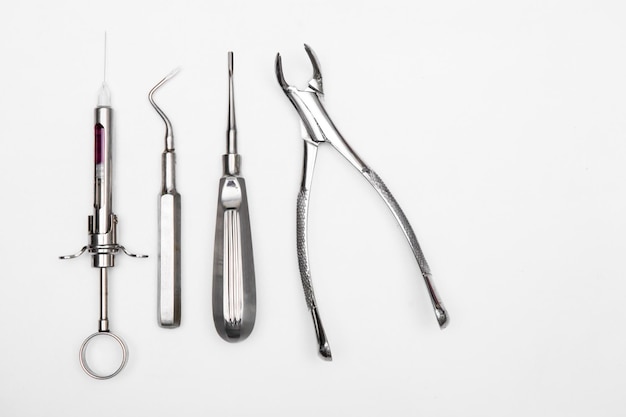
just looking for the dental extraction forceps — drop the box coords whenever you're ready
[149,69,182,328]
[275,45,449,360]
[60,40,147,379]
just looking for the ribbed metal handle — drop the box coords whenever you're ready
[212,177,256,342]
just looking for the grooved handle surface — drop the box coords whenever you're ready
[223,208,244,324]
[212,177,256,341]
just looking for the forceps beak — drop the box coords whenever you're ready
[275,53,289,90]
[304,44,323,94]
[275,44,324,94]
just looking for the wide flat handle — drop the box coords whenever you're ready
[158,192,181,328]
[212,177,256,342]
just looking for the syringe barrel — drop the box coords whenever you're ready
[93,106,113,235]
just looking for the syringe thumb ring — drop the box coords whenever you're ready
[79,331,128,380]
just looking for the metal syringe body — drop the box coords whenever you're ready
[90,85,117,269]
[60,75,147,380]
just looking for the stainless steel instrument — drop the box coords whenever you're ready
[149,68,182,328]
[212,52,256,342]
[275,45,449,360]
[60,37,147,379]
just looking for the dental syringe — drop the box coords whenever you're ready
[60,36,147,379]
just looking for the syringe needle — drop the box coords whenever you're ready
[103,32,107,84]
[98,33,111,107]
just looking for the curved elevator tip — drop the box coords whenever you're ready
[149,67,181,100]
[149,67,181,152]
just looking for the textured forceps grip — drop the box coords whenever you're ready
[361,167,448,328]
[296,140,332,359]
[296,188,316,309]
[362,168,431,274]
[297,187,332,359]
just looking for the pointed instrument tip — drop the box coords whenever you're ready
[164,66,182,83]
[149,67,181,99]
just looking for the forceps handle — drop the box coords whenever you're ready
[361,167,448,328]
[297,141,332,360]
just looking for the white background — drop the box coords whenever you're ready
[1,0,625,415]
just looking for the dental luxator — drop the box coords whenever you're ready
[212,52,256,341]
[60,48,147,379]
[149,69,182,328]
[275,45,449,360]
